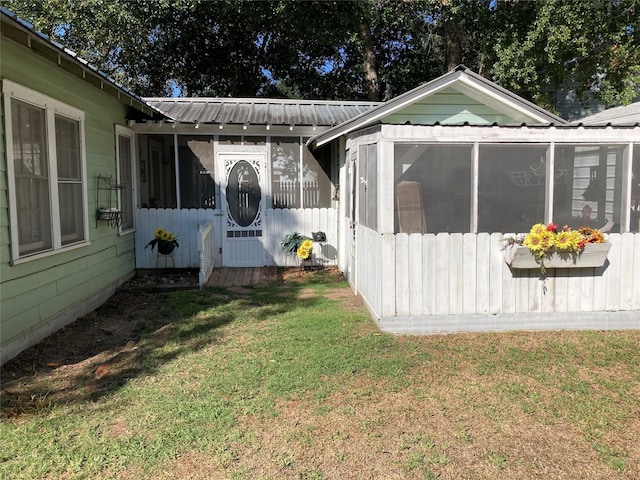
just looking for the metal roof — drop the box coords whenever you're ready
[1,8,167,120]
[572,101,640,126]
[145,97,381,126]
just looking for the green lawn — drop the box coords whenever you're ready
[1,269,639,479]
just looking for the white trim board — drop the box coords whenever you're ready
[378,311,640,335]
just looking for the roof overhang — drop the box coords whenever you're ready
[1,8,169,121]
[571,101,640,127]
[307,66,567,149]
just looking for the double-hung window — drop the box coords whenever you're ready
[3,80,88,261]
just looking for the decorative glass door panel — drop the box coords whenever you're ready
[220,153,266,266]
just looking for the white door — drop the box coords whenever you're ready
[219,152,267,266]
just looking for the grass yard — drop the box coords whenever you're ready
[1,268,639,479]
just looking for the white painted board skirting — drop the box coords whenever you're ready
[378,311,640,335]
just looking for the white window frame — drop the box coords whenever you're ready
[115,125,136,233]
[3,80,89,263]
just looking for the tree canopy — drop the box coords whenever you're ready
[7,0,639,113]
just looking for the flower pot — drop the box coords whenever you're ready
[157,240,176,255]
[505,243,611,269]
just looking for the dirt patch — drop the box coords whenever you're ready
[0,267,357,411]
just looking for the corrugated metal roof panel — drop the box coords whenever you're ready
[144,98,381,126]
[573,101,640,126]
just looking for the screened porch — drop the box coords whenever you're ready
[343,124,640,327]
[132,132,340,271]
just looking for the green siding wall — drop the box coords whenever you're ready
[1,37,137,355]
[381,87,514,125]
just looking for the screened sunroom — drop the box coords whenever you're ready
[308,67,640,332]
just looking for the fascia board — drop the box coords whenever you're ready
[454,75,566,124]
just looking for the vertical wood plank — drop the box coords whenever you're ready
[490,233,506,314]
[515,268,530,313]
[618,233,634,310]
[528,266,542,313]
[372,229,383,316]
[592,257,608,312]
[139,209,157,269]
[264,209,273,265]
[449,233,463,315]
[423,234,436,315]
[409,233,424,316]
[566,268,583,312]
[605,234,621,311]
[135,209,148,268]
[270,208,280,265]
[476,233,491,314]
[381,233,396,318]
[541,270,556,312]
[553,268,569,312]
[179,209,191,267]
[395,233,410,316]
[435,233,450,315]
[463,233,477,314]
[579,268,595,312]
[328,208,338,266]
[634,233,640,311]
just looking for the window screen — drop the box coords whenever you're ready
[302,143,332,208]
[271,137,300,208]
[478,144,548,233]
[12,99,53,255]
[55,115,84,245]
[358,143,378,230]
[138,134,176,208]
[553,144,626,232]
[118,134,134,230]
[178,136,215,209]
[394,144,472,233]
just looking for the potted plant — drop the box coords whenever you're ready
[146,228,180,255]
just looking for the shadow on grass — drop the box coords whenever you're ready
[0,271,342,417]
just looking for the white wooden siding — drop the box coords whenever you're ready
[355,225,640,320]
[135,207,337,269]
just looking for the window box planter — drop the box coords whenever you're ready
[505,243,611,269]
[97,208,122,221]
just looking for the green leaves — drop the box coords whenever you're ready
[7,0,639,108]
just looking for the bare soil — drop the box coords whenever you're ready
[0,267,354,391]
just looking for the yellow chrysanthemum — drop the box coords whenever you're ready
[555,230,581,251]
[529,223,547,235]
[523,232,545,252]
[296,239,313,260]
[539,230,555,250]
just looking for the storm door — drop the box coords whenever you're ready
[219,152,267,266]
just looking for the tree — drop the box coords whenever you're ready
[488,0,640,110]
[7,0,639,110]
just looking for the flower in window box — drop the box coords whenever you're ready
[513,222,608,291]
[554,229,582,252]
